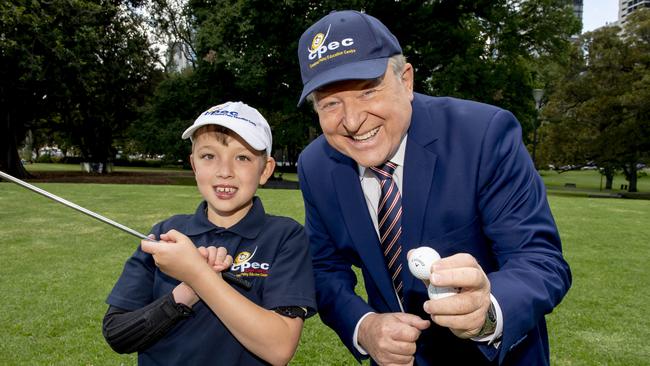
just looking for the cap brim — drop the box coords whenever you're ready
[182,118,268,154]
[297,57,390,106]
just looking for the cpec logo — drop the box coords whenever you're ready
[231,247,270,277]
[307,24,354,62]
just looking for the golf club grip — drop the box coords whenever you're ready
[222,272,252,290]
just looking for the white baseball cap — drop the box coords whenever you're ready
[182,101,272,155]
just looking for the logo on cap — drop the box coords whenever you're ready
[202,104,256,127]
[310,32,326,52]
[306,24,355,64]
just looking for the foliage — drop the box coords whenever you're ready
[405,0,580,135]
[0,0,158,176]
[539,9,650,192]
[128,71,198,168]
[136,0,579,164]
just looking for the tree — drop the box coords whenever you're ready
[135,0,579,167]
[0,0,157,177]
[539,9,650,192]
[128,70,197,167]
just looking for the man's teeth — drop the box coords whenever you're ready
[352,127,380,141]
[216,187,236,193]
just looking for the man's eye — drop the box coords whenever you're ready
[320,101,339,111]
[362,89,377,97]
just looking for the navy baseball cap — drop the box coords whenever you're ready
[297,10,402,106]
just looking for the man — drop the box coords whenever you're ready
[296,10,571,366]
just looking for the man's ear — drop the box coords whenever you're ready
[401,63,415,100]
[258,156,276,186]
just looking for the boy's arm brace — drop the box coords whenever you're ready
[102,292,193,354]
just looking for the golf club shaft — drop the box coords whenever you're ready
[1,170,150,239]
[0,170,251,290]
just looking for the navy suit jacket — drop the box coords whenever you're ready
[298,93,571,365]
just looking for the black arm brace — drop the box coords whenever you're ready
[103,293,308,354]
[102,293,193,354]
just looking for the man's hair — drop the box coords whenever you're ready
[305,54,407,107]
[192,125,268,158]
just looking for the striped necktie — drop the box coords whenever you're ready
[370,161,405,304]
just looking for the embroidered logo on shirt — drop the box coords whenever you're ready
[231,247,270,277]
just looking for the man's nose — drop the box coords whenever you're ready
[341,100,366,132]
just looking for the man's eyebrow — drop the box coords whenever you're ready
[362,76,384,89]
[315,75,386,96]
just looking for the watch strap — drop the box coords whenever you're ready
[476,301,497,338]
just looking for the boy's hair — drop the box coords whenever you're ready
[192,125,268,158]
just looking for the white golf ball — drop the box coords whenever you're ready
[427,283,459,300]
[408,247,440,280]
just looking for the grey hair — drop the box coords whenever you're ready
[306,54,407,107]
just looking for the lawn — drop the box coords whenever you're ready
[24,163,299,183]
[0,181,648,365]
[25,162,185,173]
[539,169,650,192]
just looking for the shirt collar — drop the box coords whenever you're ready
[186,197,265,239]
[358,134,408,177]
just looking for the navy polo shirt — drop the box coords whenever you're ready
[107,197,317,365]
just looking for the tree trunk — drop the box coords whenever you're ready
[626,163,638,193]
[1,111,30,178]
[605,174,613,190]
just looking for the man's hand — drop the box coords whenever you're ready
[358,312,430,365]
[423,253,491,339]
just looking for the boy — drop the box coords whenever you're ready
[103,101,316,365]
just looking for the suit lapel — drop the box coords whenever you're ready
[402,96,439,294]
[330,150,402,311]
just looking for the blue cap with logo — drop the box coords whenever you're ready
[297,10,402,106]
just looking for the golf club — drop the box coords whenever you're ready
[0,170,251,290]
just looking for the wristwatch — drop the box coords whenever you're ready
[476,301,497,338]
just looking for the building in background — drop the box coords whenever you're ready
[619,0,650,25]
[573,0,584,29]
[167,41,194,73]
[572,0,584,39]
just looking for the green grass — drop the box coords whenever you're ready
[0,182,648,365]
[24,163,648,189]
[25,162,186,173]
[546,194,650,365]
[540,169,650,192]
[24,163,299,182]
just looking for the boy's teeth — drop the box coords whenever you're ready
[353,127,379,141]
[216,187,235,193]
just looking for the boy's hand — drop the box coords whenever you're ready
[173,282,200,307]
[141,229,211,284]
[198,246,234,273]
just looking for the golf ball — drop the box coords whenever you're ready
[408,246,459,300]
[408,247,440,280]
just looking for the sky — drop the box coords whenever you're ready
[582,0,620,32]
